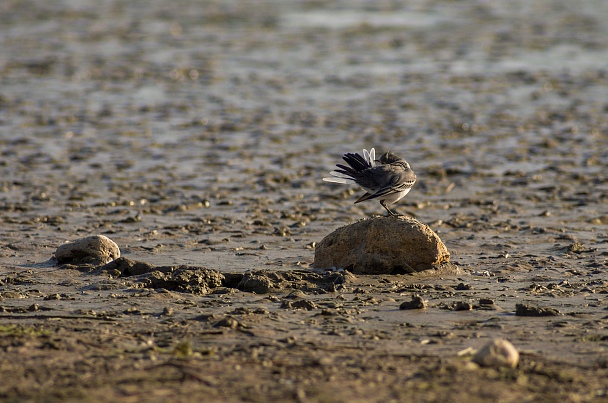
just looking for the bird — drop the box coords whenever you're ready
[323,148,416,216]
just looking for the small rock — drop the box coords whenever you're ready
[55,235,120,265]
[566,242,588,254]
[399,294,428,310]
[315,356,334,366]
[313,216,451,274]
[473,339,519,368]
[214,316,240,329]
[280,299,317,310]
[454,301,473,311]
[515,303,561,317]
[100,257,155,276]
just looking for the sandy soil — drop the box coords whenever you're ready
[1,0,608,401]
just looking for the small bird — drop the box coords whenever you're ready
[323,148,416,216]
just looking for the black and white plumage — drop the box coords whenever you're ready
[323,148,416,216]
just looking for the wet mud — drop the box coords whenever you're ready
[1,0,608,401]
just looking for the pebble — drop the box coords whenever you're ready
[473,339,519,368]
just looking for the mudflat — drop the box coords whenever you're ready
[1,1,607,401]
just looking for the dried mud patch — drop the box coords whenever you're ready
[235,269,356,294]
[92,257,356,295]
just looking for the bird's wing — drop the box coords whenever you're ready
[353,164,415,202]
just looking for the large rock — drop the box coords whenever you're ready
[55,235,120,265]
[313,216,450,274]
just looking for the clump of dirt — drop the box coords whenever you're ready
[236,269,355,293]
[99,257,156,276]
[96,258,356,295]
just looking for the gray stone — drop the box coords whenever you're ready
[313,216,450,274]
[55,235,120,265]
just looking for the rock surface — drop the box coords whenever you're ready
[55,235,120,265]
[313,216,450,274]
[473,339,520,369]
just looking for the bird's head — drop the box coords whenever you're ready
[378,151,403,164]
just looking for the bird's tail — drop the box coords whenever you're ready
[323,148,375,184]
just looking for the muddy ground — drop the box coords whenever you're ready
[1,0,608,401]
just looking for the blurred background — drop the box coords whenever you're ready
[0,0,607,268]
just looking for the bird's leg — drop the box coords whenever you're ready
[380,200,398,217]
